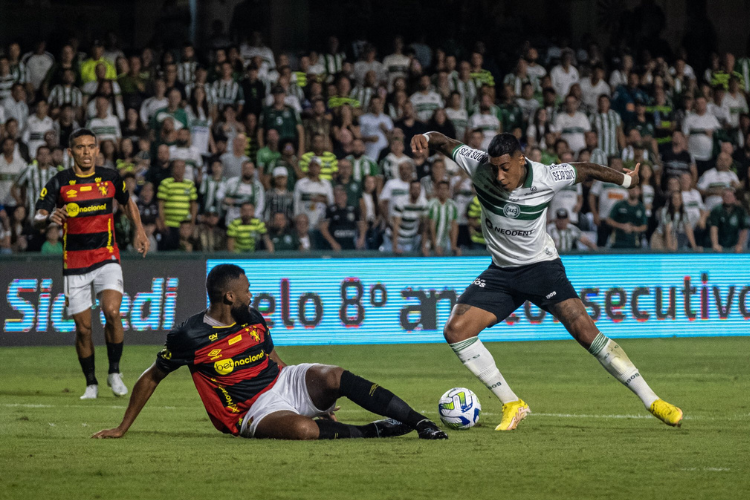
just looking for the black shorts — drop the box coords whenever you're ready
[457,258,578,322]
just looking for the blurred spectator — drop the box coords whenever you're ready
[547,209,597,251]
[516,82,539,130]
[549,160,583,225]
[227,201,273,253]
[148,144,172,187]
[319,184,365,251]
[335,158,361,207]
[49,69,83,114]
[300,134,337,181]
[426,180,459,256]
[293,213,312,251]
[446,92,469,142]
[169,128,203,182]
[353,45,386,87]
[9,205,33,252]
[256,129,281,186]
[40,224,62,254]
[550,50,579,98]
[498,85,524,137]
[683,96,720,174]
[580,64,610,113]
[612,72,648,125]
[185,85,214,157]
[607,185,648,249]
[380,161,419,219]
[86,96,121,145]
[0,208,10,254]
[140,78,168,125]
[4,83,29,132]
[222,160,265,226]
[293,157,333,231]
[264,166,294,222]
[13,145,58,217]
[707,188,748,252]
[410,74,444,123]
[259,85,304,158]
[589,157,628,246]
[656,191,700,251]
[467,94,501,150]
[346,138,381,187]
[221,134,250,179]
[1,137,26,208]
[303,97,332,151]
[200,159,227,215]
[381,179,428,255]
[359,96,393,161]
[80,41,116,84]
[383,36,410,90]
[697,152,741,211]
[157,160,198,250]
[267,211,299,251]
[394,101,428,156]
[526,108,556,151]
[661,131,698,187]
[151,88,188,137]
[137,182,160,227]
[196,206,226,252]
[177,220,199,252]
[360,175,384,249]
[554,95,591,154]
[421,158,447,199]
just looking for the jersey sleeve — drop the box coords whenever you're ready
[35,174,60,213]
[450,144,488,176]
[112,171,130,205]
[154,328,192,374]
[545,163,578,192]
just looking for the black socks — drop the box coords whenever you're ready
[339,370,426,428]
[106,342,123,374]
[78,355,98,386]
[315,420,380,439]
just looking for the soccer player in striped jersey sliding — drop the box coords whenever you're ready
[411,131,683,430]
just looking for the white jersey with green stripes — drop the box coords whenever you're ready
[451,144,577,267]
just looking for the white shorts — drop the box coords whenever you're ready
[64,264,124,316]
[239,363,334,438]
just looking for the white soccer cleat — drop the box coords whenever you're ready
[80,385,98,400]
[107,373,128,397]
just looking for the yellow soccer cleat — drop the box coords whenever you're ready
[495,399,531,431]
[649,399,684,427]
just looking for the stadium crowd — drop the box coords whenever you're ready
[1,30,749,255]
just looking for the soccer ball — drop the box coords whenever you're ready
[438,387,481,429]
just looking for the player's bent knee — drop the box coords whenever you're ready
[318,365,344,391]
[443,317,471,344]
[289,418,319,440]
[101,307,121,324]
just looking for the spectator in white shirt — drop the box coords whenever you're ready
[579,64,610,113]
[697,152,742,211]
[382,36,410,91]
[353,45,386,87]
[683,96,721,173]
[554,95,591,154]
[410,74,444,123]
[359,96,394,161]
[3,83,29,133]
[550,50,579,99]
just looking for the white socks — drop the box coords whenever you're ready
[449,337,519,404]
[588,333,659,408]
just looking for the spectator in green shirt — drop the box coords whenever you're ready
[334,158,361,207]
[150,88,189,136]
[259,85,305,158]
[708,188,749,252]
[40,224,63,254]
[607,185,648,248]
[267,212,301,251]
[256,128,281,188]
[157,160,198,250]
[227,201,274,253]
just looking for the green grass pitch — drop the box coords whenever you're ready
[1,337,749,500]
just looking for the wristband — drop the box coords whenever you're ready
[422,133,430,143]
[621,174,632,189]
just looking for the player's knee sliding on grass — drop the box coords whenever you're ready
[413,131,683,430]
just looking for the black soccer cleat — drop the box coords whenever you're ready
[415,419,449,440]
[372,418,414,438]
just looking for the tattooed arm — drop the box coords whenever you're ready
[571,162,640,188]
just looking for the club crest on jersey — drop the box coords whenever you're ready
[503,203,521,219]
[98,184,109,196]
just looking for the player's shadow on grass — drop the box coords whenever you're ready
[131,430,217,439]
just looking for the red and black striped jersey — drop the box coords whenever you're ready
[35,167,130,275]
[155,308,280,435]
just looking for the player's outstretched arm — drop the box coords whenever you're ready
[92,363,168,439]
[572,162,640,189]
[411,132,464,158]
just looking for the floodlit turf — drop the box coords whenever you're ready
[1,337,749,500]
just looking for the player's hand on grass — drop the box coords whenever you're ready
[92,427,125,439]
[411,134,429,155]
[48,206,68,226]
[623,162,640,188]
[317,406,341,422]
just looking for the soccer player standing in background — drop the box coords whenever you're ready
[34,129,149,399]
[412,131,683,431]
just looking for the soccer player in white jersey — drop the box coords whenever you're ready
[411,131,683,430]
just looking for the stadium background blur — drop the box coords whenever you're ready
[1,0,750,256]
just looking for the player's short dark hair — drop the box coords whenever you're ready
[488,133,522,158]
[68,128,97,148]
[206,264,246,304]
